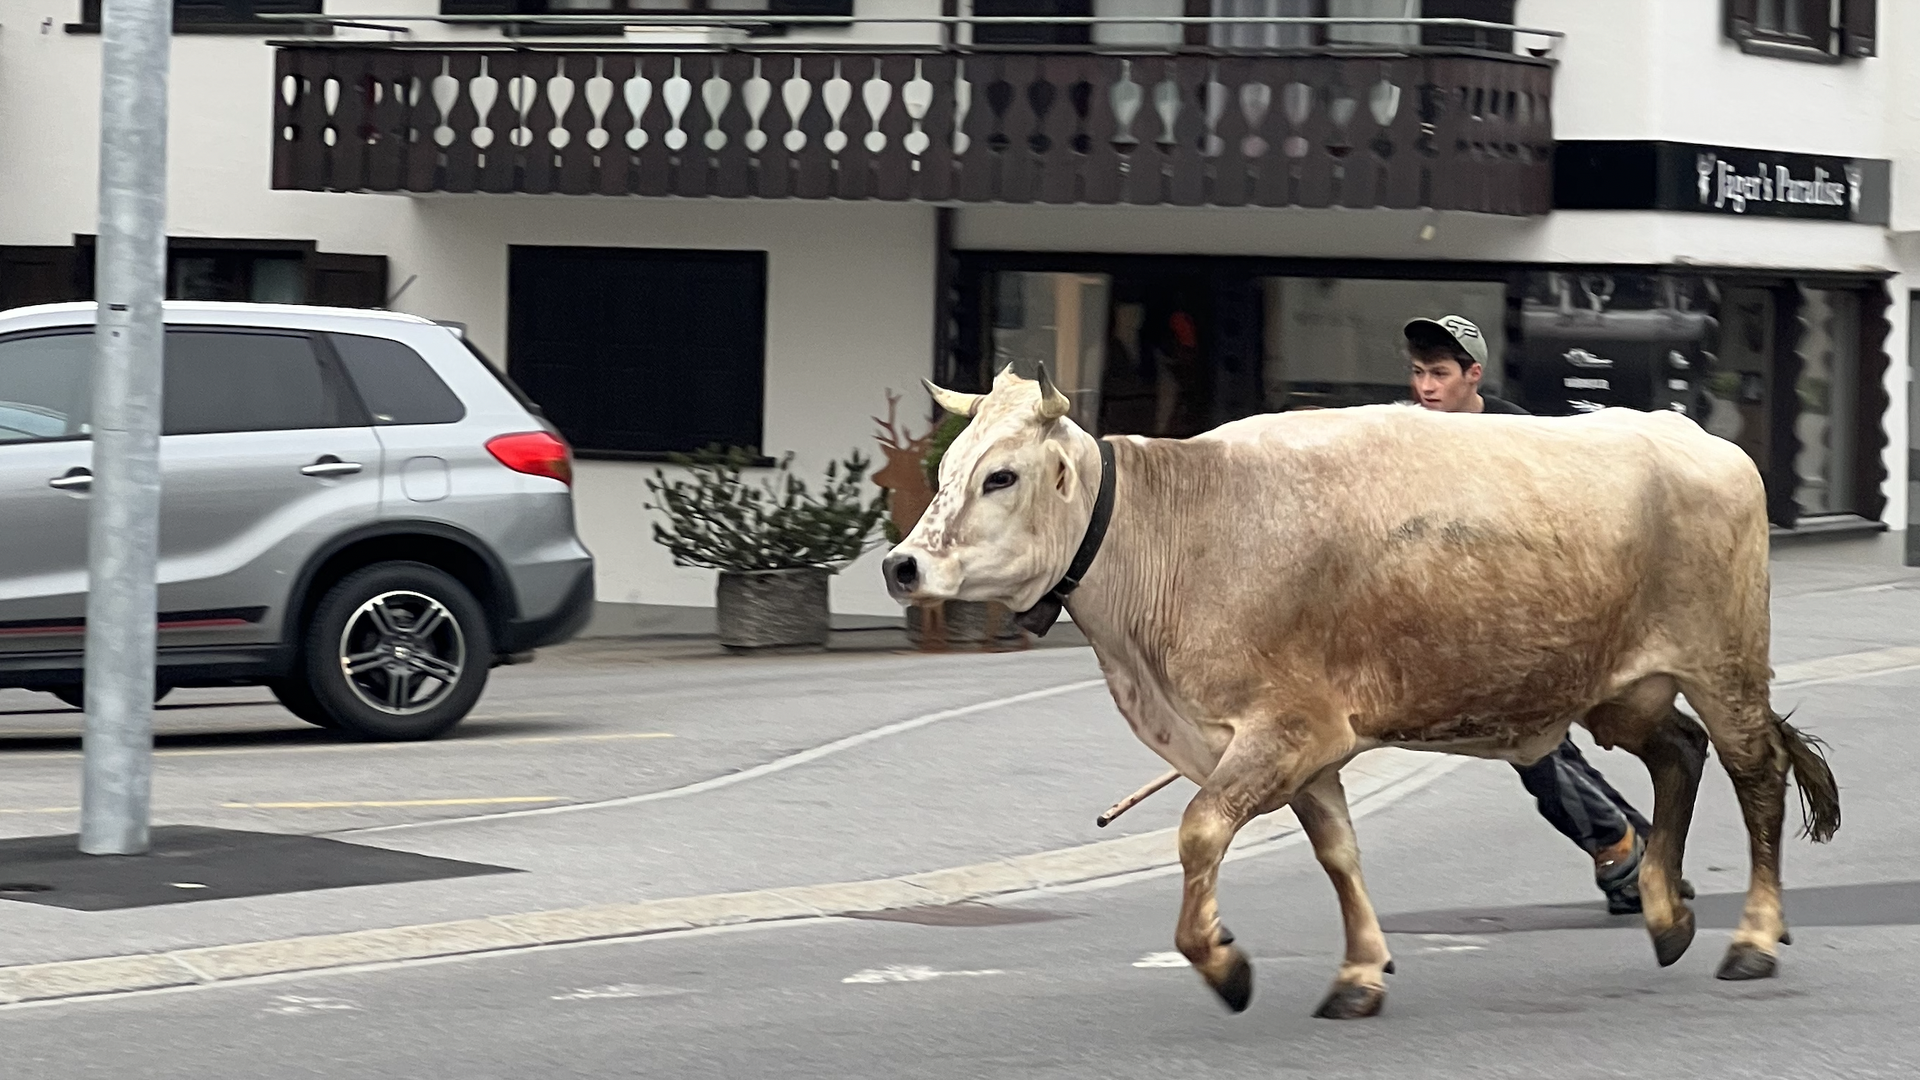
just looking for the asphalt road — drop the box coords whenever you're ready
[1,542,1916,1077]
[4,629,1918,1076]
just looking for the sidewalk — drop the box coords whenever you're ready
[0,537,1915,1004]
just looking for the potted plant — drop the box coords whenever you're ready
[645,446,886,652]
[870,392,1025,651]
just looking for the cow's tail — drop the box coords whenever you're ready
[1773,709,1840,843]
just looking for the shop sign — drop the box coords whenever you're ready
[1555,140,1892,225]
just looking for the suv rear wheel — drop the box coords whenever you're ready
[298,561,491,741]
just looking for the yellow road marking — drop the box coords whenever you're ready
[0,731,675,758]
[0,806,78,815]
[220,797,567,810]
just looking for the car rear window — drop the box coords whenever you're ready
[329,332,467,426]
[163,330,360,435]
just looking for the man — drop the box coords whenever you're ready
[1403,314,1666,914]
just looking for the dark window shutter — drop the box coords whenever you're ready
[0,247,84,311]
[440,0,519,13]
[768,0,853,16]
[1725,0,1759,41]
[1840,0,1876,56]
[308,252,390,309]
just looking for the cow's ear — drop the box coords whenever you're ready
[1047,441,1079,501]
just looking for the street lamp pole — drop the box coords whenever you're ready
[79,0,172,855]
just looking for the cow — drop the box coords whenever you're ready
[881,364,1840,1019]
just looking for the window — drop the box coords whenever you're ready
[170,253,305,304]
[972,0,1092,47]
[162,331,363,435]
[330,333,467,426]
[437,0,850,21]
[1726,0,1877,61]
[74,0,322,31]
[40,241,389,309]
[0,334,94,444]
[507,247,767,458]
[1792,286,1862,517]
[1206,0,1513,52]
[1262,278,1508,411]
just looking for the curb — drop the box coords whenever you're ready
[0,748,1455,1007]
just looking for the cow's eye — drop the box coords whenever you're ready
[983,469,1017,493]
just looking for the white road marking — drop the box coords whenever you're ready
[1131,952,1189,969]
[550,983,696,1002]
[346,679,1107,834]
[223,797,564,810]
[842,965,1007,984]
[263,995,359,1015]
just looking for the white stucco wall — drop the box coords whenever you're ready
[399,198,937,616]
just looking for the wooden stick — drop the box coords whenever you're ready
[1096,768,1182,828]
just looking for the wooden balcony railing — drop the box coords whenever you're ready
[271,45,1552,214]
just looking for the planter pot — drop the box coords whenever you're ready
[906,599,1025,651]
[716,568,831,652]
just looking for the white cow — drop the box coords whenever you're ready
[883,365,1838,1018]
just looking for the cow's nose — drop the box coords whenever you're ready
[883,553,919,595]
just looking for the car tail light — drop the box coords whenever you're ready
[487,431,573,486]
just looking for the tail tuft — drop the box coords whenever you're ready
[1774,711,1841,843]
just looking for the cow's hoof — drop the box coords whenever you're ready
[1208,949,1254,1013]
[1651,907,1696,968]
[1312,983,1385,1020]
[1217,924,1235,947]
[1780,927,1793,946]
[1716,943,1778,981]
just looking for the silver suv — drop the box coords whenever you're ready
[0,301,594,740]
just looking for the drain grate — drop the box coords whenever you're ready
[844,902,1074,927]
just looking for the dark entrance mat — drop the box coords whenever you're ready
[1379,879,1920,936]
[0,826,519,911]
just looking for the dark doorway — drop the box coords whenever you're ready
[507,246,767,458]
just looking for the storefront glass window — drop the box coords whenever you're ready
[1793,286,1861,517]
[1263,277,1506,411]
[988,270,1112,433]
[1700,286,1777,482]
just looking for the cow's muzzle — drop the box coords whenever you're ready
[882,552,920,599]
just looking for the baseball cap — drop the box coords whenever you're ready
[1403,315,1488,368]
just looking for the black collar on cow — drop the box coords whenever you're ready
[1014,438,1116,637]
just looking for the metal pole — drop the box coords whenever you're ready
[80,0,171,855]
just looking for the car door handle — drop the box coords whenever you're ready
[48,469,92,492]
[301,456,364,478]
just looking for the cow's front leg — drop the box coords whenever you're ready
[1174,782,1258,1012]
[1291,767,1392,1019]
[1174,735,1321,1014]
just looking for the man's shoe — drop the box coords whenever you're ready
[1596,831,1646,915]
[1595,830,1698,914]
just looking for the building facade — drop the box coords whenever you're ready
[0,0,1909,619]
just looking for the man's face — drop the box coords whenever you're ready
[1410,349,1481,412]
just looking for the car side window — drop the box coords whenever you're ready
[163,330,362,436]
[328,333,467,426]
[0,332,94,444]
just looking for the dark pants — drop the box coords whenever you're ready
[1512,738,1651,856]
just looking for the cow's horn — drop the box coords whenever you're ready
[923,379,984,417]
[1034,362,1072,421]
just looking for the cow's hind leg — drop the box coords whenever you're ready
[1585,677,1709,966]
[1291,768,1392,1019]
[1678,674,1840,980]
